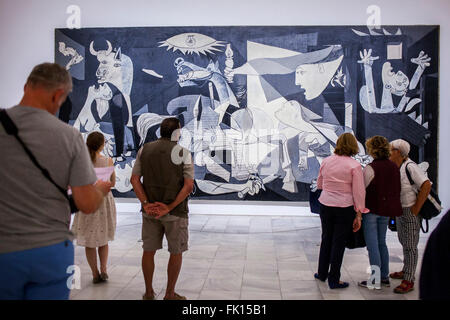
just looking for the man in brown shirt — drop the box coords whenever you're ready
[131,118,194,300]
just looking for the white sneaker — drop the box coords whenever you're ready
[358,280,381,290]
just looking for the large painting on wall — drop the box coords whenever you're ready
[55,25,439,201]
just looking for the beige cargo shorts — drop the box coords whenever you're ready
[141,213,189,254]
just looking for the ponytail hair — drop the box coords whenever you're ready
[86,132,105,163]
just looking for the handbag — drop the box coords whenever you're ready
[346,225,366,249]
[0,109,78,213]
[405,162,442,233]
[309,189,322,214]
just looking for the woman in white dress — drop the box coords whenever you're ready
[71,132,117,284]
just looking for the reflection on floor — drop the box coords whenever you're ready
[69,211,440,300]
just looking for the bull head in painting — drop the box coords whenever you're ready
[89,40,133,95]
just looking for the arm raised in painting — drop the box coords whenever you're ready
[358,49,379,113]
[409,51,431,90]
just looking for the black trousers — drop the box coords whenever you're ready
[317,204,355,284]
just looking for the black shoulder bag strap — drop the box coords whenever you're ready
[0,109,71,202]
[404,161,428,233]
[404,162,416,187]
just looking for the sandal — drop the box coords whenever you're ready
[100,272,109,281]
[92,275,104,284]
[394,280,414,294]
[389,271,404,280]
[163,292,187,300]
[142,292,155,300]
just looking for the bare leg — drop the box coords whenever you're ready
[164,253,182,299]
[85,247,99,277]
[98,244,109,274]
[142,251,156,297]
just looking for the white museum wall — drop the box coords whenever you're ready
[0,0,448,213]
[114,198,312,216]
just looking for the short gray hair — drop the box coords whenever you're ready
[26,63,72,92]
[390,139,410,158]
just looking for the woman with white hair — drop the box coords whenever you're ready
[388,139,431,294]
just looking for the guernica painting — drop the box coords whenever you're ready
[55,25,439,201]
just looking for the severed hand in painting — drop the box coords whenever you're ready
[237,174,268,198]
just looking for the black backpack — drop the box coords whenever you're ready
[405,162,442,233]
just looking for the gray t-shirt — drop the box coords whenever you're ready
[0,106,97,254]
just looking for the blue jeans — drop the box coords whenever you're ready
[0,240,74,300]
[362,213,390,281]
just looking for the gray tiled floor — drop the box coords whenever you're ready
[69,210,441,300]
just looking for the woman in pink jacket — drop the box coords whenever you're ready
[314,133,366,289]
